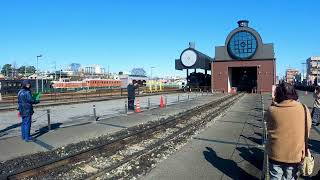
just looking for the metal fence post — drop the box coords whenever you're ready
[47,109,51,131]
[71,91,74,102]
[93,105,97,121]
[165,95,167,107]
[148,98,150,109]
[178,95,180,102]
[261,95,269,180]
[125,100,128,114]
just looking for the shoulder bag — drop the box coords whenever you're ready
[300,104,314,176]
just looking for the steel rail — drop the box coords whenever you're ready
[2,94,238,180]
[85,94,244,180]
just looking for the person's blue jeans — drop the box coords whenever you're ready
[269,160,299,180]
[312,107,320,124]
[128,99,135,110]
[21,116,32,140]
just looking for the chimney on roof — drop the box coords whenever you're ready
[237,20,249,27]
[189,42,195,49]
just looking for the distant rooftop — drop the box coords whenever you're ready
[308,56,320,60]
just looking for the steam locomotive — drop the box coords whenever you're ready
[186,72,211,90]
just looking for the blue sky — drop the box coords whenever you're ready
[0,0,319,78]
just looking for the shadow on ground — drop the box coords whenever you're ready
[0,120,36,138]
[0,122,21,137]
[236,146,263,171]
[32,123,63,138]
[240,135,262,145]
[308,139,320,154]
[203,147,259,180]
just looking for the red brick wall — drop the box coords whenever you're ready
[211,59,276,93]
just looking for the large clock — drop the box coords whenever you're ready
[181,49,197,67]
[227,30,258,59]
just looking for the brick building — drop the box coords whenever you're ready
[212,20,276,93]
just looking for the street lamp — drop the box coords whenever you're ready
[36,55,42,93]
[150,67,155,80]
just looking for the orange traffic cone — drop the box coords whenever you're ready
[135,98,141,113]
[305,91,308,96]
[160,96,165,108]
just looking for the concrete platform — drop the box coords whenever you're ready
[142,94,263,180]
[142,92,320,180]
[284,91,320,178]
[0,93,225,162]
[0,92,198,139]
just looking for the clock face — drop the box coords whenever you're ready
[181,49,197,67]
[227,31,258,59]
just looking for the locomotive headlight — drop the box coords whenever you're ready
[181,49,197,67]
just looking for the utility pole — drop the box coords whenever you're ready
[54,61,57,81]
[150,67,155,80]
[36,55,42,93]
[60,69,62,81]
[302,62,306,85]
[108,65,110,79]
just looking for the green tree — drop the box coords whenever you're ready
[27,66,36,73]
[18,65,36,74]
[18,66,26,74]
[1,64,12,76]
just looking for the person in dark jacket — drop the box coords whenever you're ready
[312,86,320,126]
[127,82,138,111]
[18,80,39,141]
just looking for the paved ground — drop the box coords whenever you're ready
[2,91,319,179]
[141,91,320,180]
[0,93,225,162]
[262,91,320,178]
[292,91,320,178]
[142,94,263,180]
[0,92,198,139]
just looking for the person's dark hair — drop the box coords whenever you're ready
[274,82,298,103]
[21,79,31,89]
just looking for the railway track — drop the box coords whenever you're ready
[0,89,182,111]
[0,93,244,180]
[1,88,180,103]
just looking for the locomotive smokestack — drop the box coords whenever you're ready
[237,20,249,27]
[189,42,195,49]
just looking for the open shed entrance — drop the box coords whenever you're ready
[228,67,257,92]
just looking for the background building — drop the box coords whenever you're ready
[83,65,106,75]
[306,56,320,85]
[212,20,276,93]
[285,68,300,84]
[68,63,81,73]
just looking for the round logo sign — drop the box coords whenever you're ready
[181,50,197,67]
